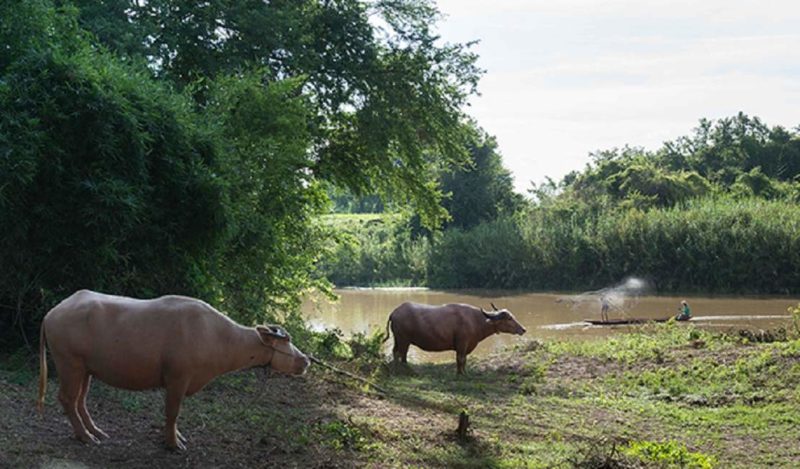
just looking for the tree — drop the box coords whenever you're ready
[64,0,482,226]
[202,73,329,321]
[440,127,524,229]
[1,0,483,346]
[659,113,800,183]
[0,2,225,346]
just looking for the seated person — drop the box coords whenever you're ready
[676,300,691,321]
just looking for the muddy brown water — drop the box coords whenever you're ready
[302,288,799,363]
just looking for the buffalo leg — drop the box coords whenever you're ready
[392,340,410,364]
[456,352,467,375]
[455,341,471,375]
[77,374,109,440]
[55,361,99,444]
[164,381,189,450]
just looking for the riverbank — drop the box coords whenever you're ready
[2,322,799,468]
[304,288,799,361]
[319,197,800,295]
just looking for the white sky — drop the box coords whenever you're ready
[434,0,800,193]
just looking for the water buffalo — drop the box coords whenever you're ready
[386,302,526,374]
[38,289,310,450]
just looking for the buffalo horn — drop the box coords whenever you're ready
[266,325,288,339]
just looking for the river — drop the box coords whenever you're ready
[302,288,798,362]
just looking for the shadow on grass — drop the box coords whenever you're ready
[377,360,525,414]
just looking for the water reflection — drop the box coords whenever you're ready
[302,288,797,363]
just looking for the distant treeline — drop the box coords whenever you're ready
[324,114,800,294]
[430,197,800,293]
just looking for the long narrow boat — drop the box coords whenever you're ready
[583,317,675,325]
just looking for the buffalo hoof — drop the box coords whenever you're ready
[391,362,414,375]
[76,432,101,445]
[167,439,187,452]
[89,427,109,440]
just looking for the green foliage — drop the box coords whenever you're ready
[429,196,800,293]
[440,126,525,229]
[1,0,483,346]
[550,322,721,363]
[622,440,716,469]
[319,419,368,451]
[566,114,800,209]
[327,186,386,214]
[66,0,482,227]
[428,215,528,289]
[348,329,388,362]
[319,214,430,287]
[790,304,800,338]
[0,3,226,343]
[202,72,330,321]
[612,349,800,406]
[0,349,38,385]
[318,114,800,294]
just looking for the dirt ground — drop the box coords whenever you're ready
[2,331,799,468]
[0,365,424,469]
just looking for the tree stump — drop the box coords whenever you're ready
[456,410,470,440]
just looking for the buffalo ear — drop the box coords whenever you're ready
[256,325,290,345]
[481,308,495,323]
[255,325,273,346]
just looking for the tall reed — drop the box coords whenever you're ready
[429,197,800,293]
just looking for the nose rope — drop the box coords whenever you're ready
[307,355,388,395]
[260,339,308,370]
[261,339,385,394]
[267,345,301,358]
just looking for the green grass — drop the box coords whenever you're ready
[357,322,800,467]
[3,322,799,467]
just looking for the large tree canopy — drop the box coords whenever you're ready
[0,0,482,346]
[64,0,482,225]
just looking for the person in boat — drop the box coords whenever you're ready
[676,300,691,321]
[600,295,610,323]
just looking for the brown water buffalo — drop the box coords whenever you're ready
[38,289,310,450]
[386,302,526,374]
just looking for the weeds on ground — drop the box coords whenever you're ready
[548,322,724,364]
[623,440,716,468]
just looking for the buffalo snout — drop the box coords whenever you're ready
[298,354,311,374]
[288,350,311,375]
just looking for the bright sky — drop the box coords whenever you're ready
[434,0,800,193]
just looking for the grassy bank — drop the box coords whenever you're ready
[319,197,800,294]
[2,321,799,467]
[431,197,800,293]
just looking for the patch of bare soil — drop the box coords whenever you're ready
[0,366,425,469]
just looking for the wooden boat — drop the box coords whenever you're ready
[583,317,674,326]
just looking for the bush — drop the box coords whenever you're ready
[623,440,716,469]
[0,17,224,345]
[318,214,430,287]
[428,197,800,293]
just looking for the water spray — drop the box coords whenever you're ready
[556,277,653,319]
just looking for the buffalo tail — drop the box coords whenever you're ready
[37,322,47,416]
[383,316,392,343]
